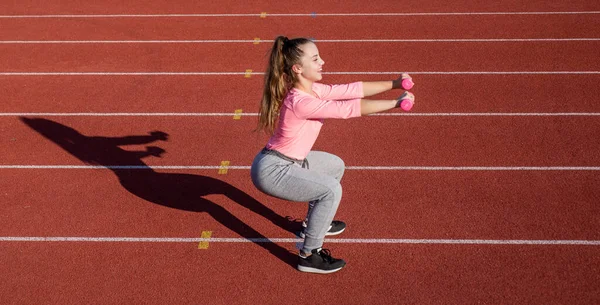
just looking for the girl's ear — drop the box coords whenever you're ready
[292,63,302,74]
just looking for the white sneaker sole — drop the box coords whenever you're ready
[297,265,344,274]
[299,227,345,238]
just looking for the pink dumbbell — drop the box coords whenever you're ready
[401,78,414,90]
[398,91,415,111]
[400,99,414,111]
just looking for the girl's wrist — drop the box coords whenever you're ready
[394,99,402,108]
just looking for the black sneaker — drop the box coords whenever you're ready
[297,248,346,274]
[299,220,346,238]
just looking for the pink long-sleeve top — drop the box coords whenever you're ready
[266,81,364,160]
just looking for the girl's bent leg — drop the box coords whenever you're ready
[305,151,345,181]
[251,152,342,253]
[303,151,346,224]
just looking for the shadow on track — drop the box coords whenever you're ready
[20,117,298,268]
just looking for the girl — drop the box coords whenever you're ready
[250,36,415,274]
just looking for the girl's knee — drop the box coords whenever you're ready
[330,155,345,179]
[324,181,343,204]
[337,158,346,177]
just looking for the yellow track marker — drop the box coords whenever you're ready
[198,231,212,249]
[260,12,267,18]
[233,109,243,120]
[218,161,230,174]
[253,37,261,45]
[244,69,253,78]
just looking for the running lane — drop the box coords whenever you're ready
[2,14,600,40]
[1,169,599,240]
[2,75,600,113]
[2,0,599,14]
[4,116,600,167]
[1,242,598,304]
[1,42,599,72]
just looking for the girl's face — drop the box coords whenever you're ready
[294,42,325,82]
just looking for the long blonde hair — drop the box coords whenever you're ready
[256,36,312,135]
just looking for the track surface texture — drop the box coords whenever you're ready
[1,1,599,304]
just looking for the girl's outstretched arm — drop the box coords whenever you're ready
[362,81,393,97]
[362,73,412,97]
[360,92,415,115]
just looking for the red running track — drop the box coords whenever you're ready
[3,14,600,40]
[1,1,600,304]
[2,42,599,72]
[3,75,600,113]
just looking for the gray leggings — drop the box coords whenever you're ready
[250,148,344,253]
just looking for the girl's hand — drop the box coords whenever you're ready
[392,73,414,90]
[395,91,415,109]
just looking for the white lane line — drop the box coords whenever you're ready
[0,72,255,76]
[1,38,599,44]
[325,71,600,75]
[0,112,253,116]
[0,11,599,18]
[2,112,600,117]
[373,113,600,116]
[0,165,248,170]
[1,71,599,76]
[1,236,599,245]
[1,165,599,171]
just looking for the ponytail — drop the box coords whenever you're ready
[256,36,312,135]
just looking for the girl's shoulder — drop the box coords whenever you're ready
[311,82,327,92]
[288,87,319,101]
